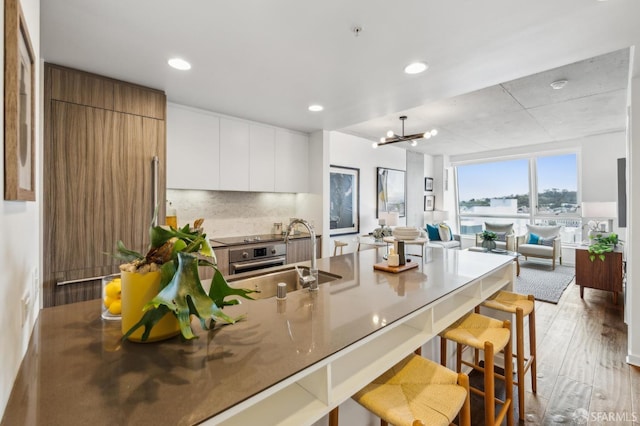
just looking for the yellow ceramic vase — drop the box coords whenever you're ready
[121,270,180,342]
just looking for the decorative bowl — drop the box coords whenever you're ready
[392,227,421,241]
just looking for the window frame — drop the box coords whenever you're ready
[454,149,582,245]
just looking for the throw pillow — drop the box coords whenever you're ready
[539,236,556,247]
[426,224,440,241]
[494,232,507,242]
[527,233,540,244]
[438,223,452,242]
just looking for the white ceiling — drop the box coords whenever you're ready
[41,1,640,156]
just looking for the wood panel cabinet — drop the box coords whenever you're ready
[44,64,166,307]
[286,236,322,264]
[166,104,220,190]
[49,65,114,110]
[575,246,623,304]
[114,82,166,120]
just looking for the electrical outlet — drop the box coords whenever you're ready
[21,290,31,327]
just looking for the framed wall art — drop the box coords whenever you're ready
[377,167,406,218]
[330,165,359,236]
[424,177,433,191]
[424,195,435,211]
[4,0,36,201]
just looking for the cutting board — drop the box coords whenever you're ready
[373,260,419,273]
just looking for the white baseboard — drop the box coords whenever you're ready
[626,353,640,367]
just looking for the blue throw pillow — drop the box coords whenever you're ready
[527,233,540,244]
[495,232,507,242]
[426,224,441,241]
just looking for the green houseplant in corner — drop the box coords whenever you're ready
[115,218,257,342]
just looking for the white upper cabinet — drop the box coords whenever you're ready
[167,104,220,190]
[219,118,250,191]
[275,130,309,193]
[167,103,309,193]
[249,124,276,192]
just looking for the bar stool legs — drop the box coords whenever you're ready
[479,292,537,421]
[440,314,514,426]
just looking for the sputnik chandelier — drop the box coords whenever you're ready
[373,115,437,148]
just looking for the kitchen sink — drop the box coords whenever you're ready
[227,266,342,299]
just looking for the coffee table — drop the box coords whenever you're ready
[466,246,520,276]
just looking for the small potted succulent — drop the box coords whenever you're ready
[480,230,498,251]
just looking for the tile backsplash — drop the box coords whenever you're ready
[167,189,299,237]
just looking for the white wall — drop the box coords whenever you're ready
[627,73,639,366]
[0,0,41,418]
[328,132,406,254]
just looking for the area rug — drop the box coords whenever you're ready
[515,261,575,304]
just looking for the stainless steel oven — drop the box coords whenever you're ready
[228,243,287,275]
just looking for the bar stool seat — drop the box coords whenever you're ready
[479,291,537,421]
[352,353,470,426]
[440,313,513,426]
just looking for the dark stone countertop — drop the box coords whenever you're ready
[1,249,511,425]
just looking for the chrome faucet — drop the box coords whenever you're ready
[285,218,318,291]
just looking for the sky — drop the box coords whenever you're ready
[457,154,577,201]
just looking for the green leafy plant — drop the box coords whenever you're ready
[117,218,257,341]
[587,232,619,262]
[480,230,497,241]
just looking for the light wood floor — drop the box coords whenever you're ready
[471,278,640,425]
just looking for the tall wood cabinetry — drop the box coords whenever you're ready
[43,64,166,307]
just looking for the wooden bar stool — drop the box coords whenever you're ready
[440,313,513,426]
[333,240,348,256]
[477,291,537,421]
[330,353,471,426]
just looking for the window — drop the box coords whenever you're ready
[456,153,580,244]
[536,154,578,215]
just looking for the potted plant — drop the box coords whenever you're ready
[480,230,498,251]
[587,232,620,262]
[115,218,257,342]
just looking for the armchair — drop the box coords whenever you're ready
[475,222,515,252]
[517,224,562,270]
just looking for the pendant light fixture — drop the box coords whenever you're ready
[373,116,437,148]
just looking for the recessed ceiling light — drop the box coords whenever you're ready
[404,62,428,75]
[168,58,191,70]
[550,79,568,90]
[308,104,324,112]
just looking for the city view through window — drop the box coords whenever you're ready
[456,154,581,243]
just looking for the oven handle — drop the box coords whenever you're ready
[231,256,286,273]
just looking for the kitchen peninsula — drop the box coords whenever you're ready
[1,249,514,425]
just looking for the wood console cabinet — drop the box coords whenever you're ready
[575,246,623,304]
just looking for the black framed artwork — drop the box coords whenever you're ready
[330,165,360,235]
[377,167,406,218]
[424,195,435,211]
[424,177,433,192]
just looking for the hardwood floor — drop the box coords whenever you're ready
[470,278,639,425]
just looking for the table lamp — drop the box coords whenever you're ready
[581,201,617,239]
